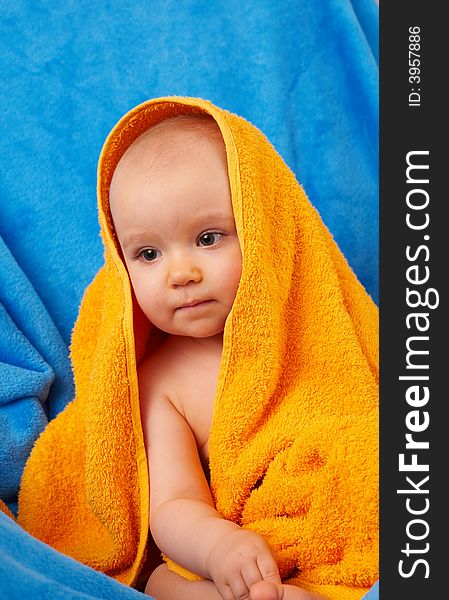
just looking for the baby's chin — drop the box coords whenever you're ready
[173,328,224,339]
[158,322,226,340]
[151,314,228,340]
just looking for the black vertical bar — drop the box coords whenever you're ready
[380,3,445,598]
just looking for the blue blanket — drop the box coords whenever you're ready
[0,0,378,597]
[0,511,146,599]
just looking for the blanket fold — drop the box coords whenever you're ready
[17,97,378,599]
[0,235,75,512]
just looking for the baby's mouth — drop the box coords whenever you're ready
[176,299,214,311]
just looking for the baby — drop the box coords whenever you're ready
[109,114,323,600]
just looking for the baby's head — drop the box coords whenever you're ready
[109,114,242,339]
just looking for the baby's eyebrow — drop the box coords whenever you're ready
[121,213,234,249]
[193,212,234,226]
[121,232,153,248]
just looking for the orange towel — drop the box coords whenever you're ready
[17,97,378,599]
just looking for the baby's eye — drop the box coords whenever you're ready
[198,232,222,247]
[138,248,160,262]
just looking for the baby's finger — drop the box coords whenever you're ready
[228,574,251,600]
[215,582,235,600]
[241,559,264,589]
[256,552,281,584]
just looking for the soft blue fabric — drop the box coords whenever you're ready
[0,511,148,599]
[0,237,75,514]
[0,0,378,597]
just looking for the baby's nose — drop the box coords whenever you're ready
[168,257,202,287]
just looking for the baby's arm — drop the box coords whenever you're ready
[139,364,281,599]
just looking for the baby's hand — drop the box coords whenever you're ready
[206,528,281,600]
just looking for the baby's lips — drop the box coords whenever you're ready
[177,299,214,310]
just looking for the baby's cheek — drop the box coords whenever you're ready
[132,280,159,317]
[222,261,242,298]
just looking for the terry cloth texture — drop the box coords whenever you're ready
[1,0,379,516]
[0,509,148,600]
[0,238,75,515]
[16,97,378,600]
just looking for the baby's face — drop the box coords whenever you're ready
[109,126,242,339]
